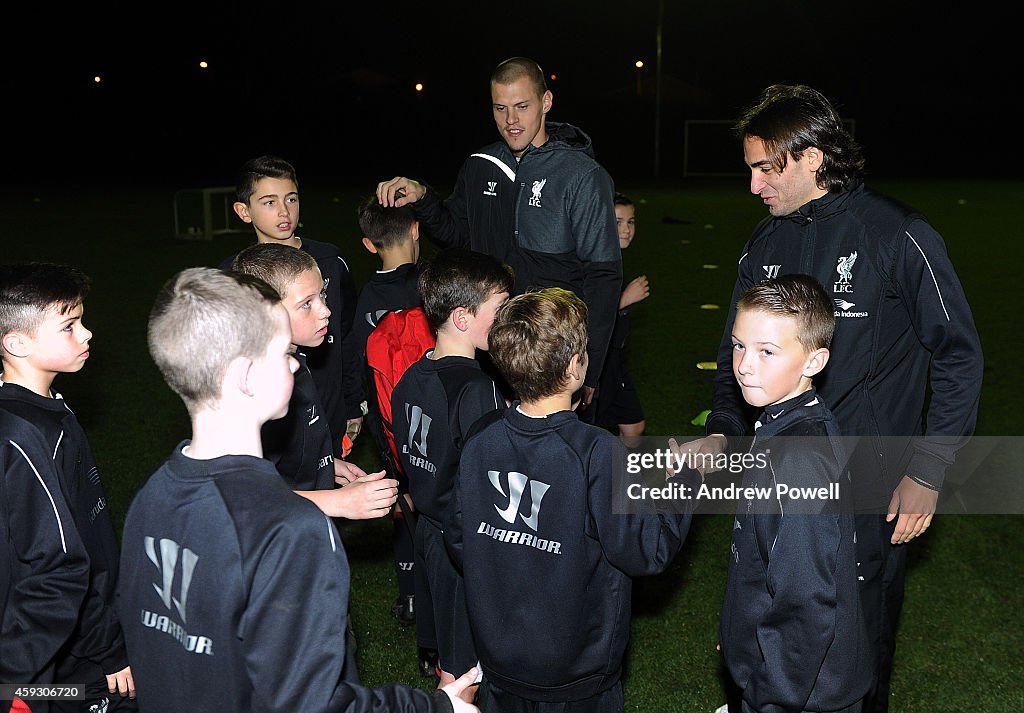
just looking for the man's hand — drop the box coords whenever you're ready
[377,177,426,208]
[439,666,481,711]
[887,475,938,544]
[106,666,135,698]
[581,385,596,407]
[619,275,650,309]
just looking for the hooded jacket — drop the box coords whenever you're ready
[413,122,622,386]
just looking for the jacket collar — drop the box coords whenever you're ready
[754,387,826,438]
[782,181,864,223]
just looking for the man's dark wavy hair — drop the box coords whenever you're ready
[734,84,865,191]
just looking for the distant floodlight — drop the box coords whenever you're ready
[199,60,209,69]
[549,73,557,81]
[415,83,424,92]
[93,75,102,84]
[635,60,644,69]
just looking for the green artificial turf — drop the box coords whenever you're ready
[6,177,1021,711]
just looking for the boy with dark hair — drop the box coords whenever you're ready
[118,266,480,713]
[392,248,513,684]
[230,242,398,519]
[1,408,90,713]
[354,194,423,357]
[225,155,364,459]
[595,192,649,441]
[445,287,699,713]
[0,262,136,712]
[719,274,870,713]
[354,193,425,633]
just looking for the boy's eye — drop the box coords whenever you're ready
[732,342,743,352]
[761,349,774,357]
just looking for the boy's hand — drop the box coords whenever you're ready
[666,435,726,478]
[106,665,136,698]
[439,666,481,711]
[619,275,650,309]
[377,177,426,208]
[330,470,398,519]
[334,459,369,486]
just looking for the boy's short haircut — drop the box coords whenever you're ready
[491,56,548,98]
[357,195,417,250]
[418,248,514,331]
[614,192,634,207]
[235,155,298,205]
[148,267,282,413]
[231,243,318,299]
[737,274,835,351]
[0,262,91,338]
[489,287,588,403]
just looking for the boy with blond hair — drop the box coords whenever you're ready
[718,274,870,713]
[117,267,480,713]
[0,262,136,712]
[445,287,699,713]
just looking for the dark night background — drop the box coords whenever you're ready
[8,1,1015,188]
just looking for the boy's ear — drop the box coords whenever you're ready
[411,221,420,242]
[361,236,379,255]
[566,353,584,382]
[803,347,830,377]
[1,331,30,358]
[450,306,470,333]
[232,201,253,224]
[225,355,257,399]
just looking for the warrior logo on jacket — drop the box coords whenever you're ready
[488,470,550,531]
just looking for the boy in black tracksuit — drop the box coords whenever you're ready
[231,244,400,684]
[445,287,700,713]
[224,155,363,459]
[392,248,513,682]
[0,409,90,713]
[354,195,423,361]
[117,267,480,713]
[0,263,136,712]
[719,275,870,713]
[230,243,397,519]
[354,195,427,641]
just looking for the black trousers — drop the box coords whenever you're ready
[855,513,907,713]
